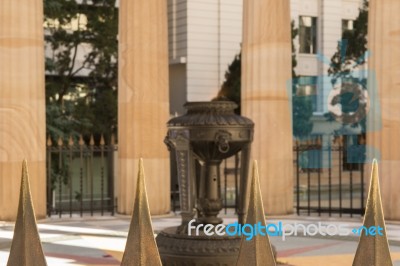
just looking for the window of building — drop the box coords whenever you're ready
[296,76,318,112]
[299,16,317,54]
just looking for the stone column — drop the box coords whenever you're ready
[241,0,293,214]
[367,0,400,220]
[0,0,46,220]
[118,0,170,215]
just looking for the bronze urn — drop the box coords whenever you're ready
[157,101,254,265]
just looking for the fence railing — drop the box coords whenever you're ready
[46,133,365,218]
[294,135,366,217]
[46,134,117,217]
[171,135,366,217]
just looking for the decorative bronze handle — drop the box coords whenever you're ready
[215,131,231,153]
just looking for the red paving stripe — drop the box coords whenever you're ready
[278,241,342,257]
[45,252,120,265]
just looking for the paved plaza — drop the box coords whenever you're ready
[1,213,400,265]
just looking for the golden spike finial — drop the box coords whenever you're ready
[353,159,393,266]
[100,134,105,146]
[46,135,52,147]
[7,160,47,266]
[57,136,63,147]
[121,159,162,266]
[111,133,116,145]
[89,134,95,146]
[236,160,276,266]
[78,134,84,146]
[68,136,74,146]
[339,135,343,146]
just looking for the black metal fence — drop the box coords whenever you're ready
[47,133,365,218]
[171,135,366,217]
[294,135,366,217]
[46,135,117,217]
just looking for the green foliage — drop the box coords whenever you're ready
[216,54,241,113]
[290,21,314,139]
[292,96,313,138]
[46,100,92,141]
[328,0,368,132]
[291,21,298,78]
[44,0,118,143]
[328,0,368,84]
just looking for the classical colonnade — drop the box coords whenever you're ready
[0,0,399,221]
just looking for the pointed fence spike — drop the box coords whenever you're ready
[353,159,393,266]
[68,136,74,146]
[7,160,47,266]
[100,134,105,146]
[57,136,63,147]
[359,135,366,145]
[339,135,344,146]
[236,160,276,266]
[121,159,162,266]
[78,134,84,146]
[89,134,95,146]
[317,135,322,146]
[46,135,52,147]
[111,133,116,145]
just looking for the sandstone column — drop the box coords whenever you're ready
[0,0,46,220]
[241,0,293,214]
[118,0,170,215]
[367,0,400,220]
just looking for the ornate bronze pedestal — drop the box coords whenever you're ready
[157,101,254,265]
[156,227,241,265]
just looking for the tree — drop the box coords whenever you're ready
[327,0,368,130]
[216,21,313,138]
[327,1,368,166]
[291,22,314,139]
[216,53,241,113]
[328,0,368,85]
[44,0,118,142]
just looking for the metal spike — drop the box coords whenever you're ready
[68,136,74,146]
[338,135,343,145]
[121,159,162,266]
[89,134,95,146]
[359,135,366,145]
[236,161,276,266]
[78,134,84,146]
[317,136,322,146]
[46,135,52,147]
[353,160,393,266]
[111,133,116,145]
[100,134,105,146]
[7,160,47,266]
[57,136,63,147]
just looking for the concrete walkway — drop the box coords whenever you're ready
[1,213,400,265]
